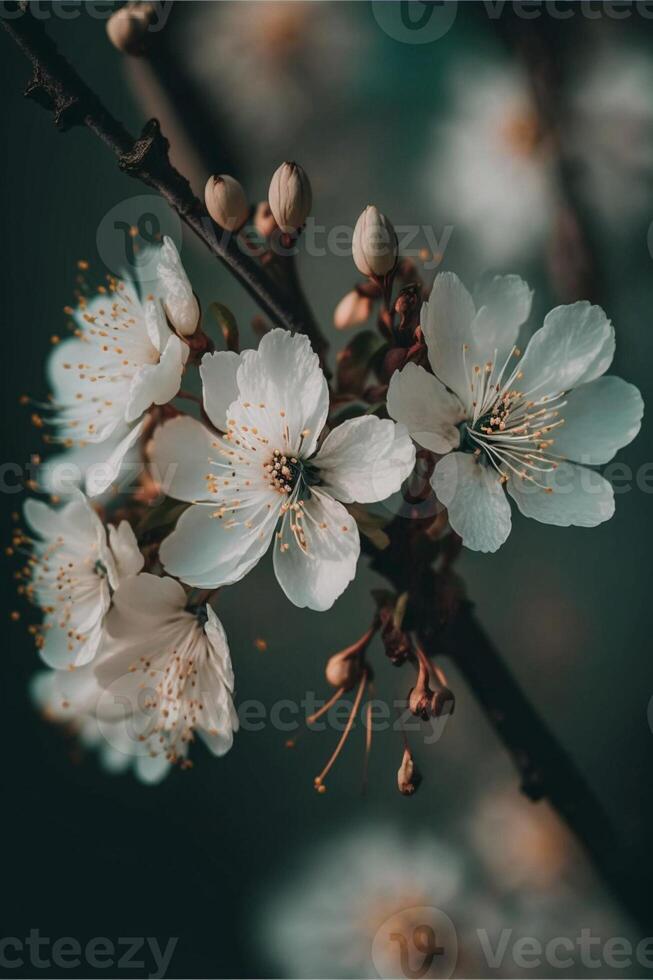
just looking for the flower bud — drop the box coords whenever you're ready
[204,175,249,232]
[352,205,397,278]
[106,2,155,55]
[325,651,361,690]
[333,290,373,330]
[268,161,312,234]
[431,686,455,717]
[409,684,433,720]
[254,201,277,239]
[158,236,199,337]
[397,748,421,796]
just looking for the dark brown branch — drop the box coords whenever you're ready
[1,5,330,371]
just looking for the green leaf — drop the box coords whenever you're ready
[209,302,240,352]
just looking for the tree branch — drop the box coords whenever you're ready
[1,4,330,371]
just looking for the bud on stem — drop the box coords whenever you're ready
[352,205,397,278]
[204,175,249,232]
[397,747,421,796]
[268,162,312,234]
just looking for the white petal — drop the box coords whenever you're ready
[552,376,644,465]
[40,617,105,669]
[432,452,512,553]
[86,418,148,498]
[472,274,533,365]
[107,573,187,630]
[157,236,199,336]
[125,334,186,423]
[107,521,144,583]
[517,302,615,399]
[204,605,235,692]
[386,362,464,454]
[200,349,242,430]
[144,297,169,354]
[149,415,219,503]
[422,272,477,408]
[314,415,416,504]
[234,329,329,456]
[506,461,615,527]
[135,753,171,784]
[159,497,278,588]
[273,489,360,611]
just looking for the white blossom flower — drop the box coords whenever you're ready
[30,665,171,785]
[427,63,554,265]
[258,825,465,980]
[150,329,415,611]
[48,237,196,497]
[96,573,238,768]
[23,490,143,669]
[387,273,643,552]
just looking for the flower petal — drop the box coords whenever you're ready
[107,521,144,583]
[149,415,219,502]
[432,452,512,553]
[200,349,242,430]
[387,362,464,454]
[516,302,615,399]
[125,334,186,423]
[86,417,148,497]
[506,460,615,527]
[159,497,278,588]
[234,329,329,456]
[552,376,644,465]
[472,274,533,366]
[422,272,476,408]
[273,489,360,611]
[314,415,416,503]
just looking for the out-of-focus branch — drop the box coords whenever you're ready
[1,4,330,370]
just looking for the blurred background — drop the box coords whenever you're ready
[2,2,653,977]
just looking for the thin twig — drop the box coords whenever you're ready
[0,5,330,370]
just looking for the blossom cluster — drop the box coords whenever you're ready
[15,164,643,786]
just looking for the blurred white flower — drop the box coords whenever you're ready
[97,573,238,768]
[428,63,554,266]
[23,490,143,669]
[429,49,653,264]
[568,46,653,227]
[388,272,643,552]
[48,237,195,497]
[30,663,171,786]
[151,329,415,611]
[182,1,364,151]
[259,825,465,980]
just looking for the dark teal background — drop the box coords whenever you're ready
[2,3,653,977]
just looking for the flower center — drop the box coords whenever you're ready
[265,449,320,496]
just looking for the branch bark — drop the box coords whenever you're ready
[0,4,330,371]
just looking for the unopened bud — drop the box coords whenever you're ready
[106,2,155,55]
[409,684,433,720]
[431,686,455,717]
[158,237,199,337]
[326,651,361,690]
[254,201,277,239]
[397,748,421,796]
[204,175,249,232]
[268,162,312,234]
[333,290,373,330]
[352,205,397,278]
